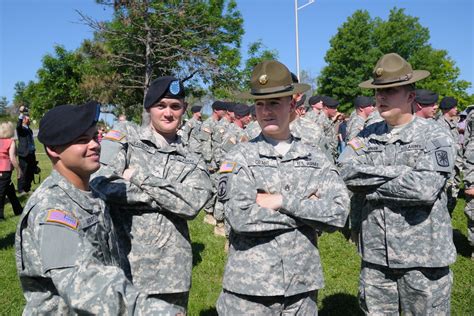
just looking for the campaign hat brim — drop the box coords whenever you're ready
[359,70,430,89]
[236,83,310,100]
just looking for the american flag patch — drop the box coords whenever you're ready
[104,130,125,141]
[46,210,78,230]
[219,161,236,173]
[348,138,364,150]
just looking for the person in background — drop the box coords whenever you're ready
[0,122,23,220]
[16,106,36,194]
[414,89,438,119]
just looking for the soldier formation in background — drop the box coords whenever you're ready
[13,53,472,315]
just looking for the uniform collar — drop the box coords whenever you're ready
[51,170,102,212]
[255,134,310,161]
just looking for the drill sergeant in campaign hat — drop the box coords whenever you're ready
[338,53,456,315]
[216,60,349,315]
[91,76,212,312]
[16,101,181,315]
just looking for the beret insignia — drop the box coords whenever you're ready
[169,80,181,95]
[46,209,78,230]
[259,74,268,85]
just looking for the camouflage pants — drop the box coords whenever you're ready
[216,289,318,315]
[149,292,189,314]
[359,262,452,315]
[464,196,474,246]
[204,172,218,214]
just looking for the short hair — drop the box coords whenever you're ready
[0,122,15,139]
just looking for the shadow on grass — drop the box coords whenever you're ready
[319,293,362,316]
[453,229,471,258]
[0,232,15,250]
[192,242,205,266]
[199,307,217,316]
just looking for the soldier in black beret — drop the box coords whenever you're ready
[346,96,375,141]
[306,95,324,123]
[180,105,203,151]
[414,89,438,119]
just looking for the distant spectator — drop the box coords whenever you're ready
[118,114,127,122]
[16,106,36,194]
[0,122,23,220]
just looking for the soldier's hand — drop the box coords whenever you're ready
[465,188,474,197]
[256,193,282,210]
[122,168,135,181]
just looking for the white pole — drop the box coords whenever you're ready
[295,0,300,81]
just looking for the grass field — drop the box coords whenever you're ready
[0,143,473,315]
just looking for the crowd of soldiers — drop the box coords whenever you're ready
[13,53,472,315]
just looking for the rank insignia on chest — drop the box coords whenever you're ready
[104,130,125,141]
[45,209,78,230]
[348,138,364,150]
[219,161,236,173]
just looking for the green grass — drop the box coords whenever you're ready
[1,143,472,314]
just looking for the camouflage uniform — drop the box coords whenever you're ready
[346,112,366,141]
[214,123,249,225]
[216,134,350,313]
[315,113,338,158]
[338,117,456,315]
[180,116,202,154]
[245,120,261,139]
[290,117,333,161]
[437,115,463,213]
[16,170,181,315]
[211,118,232,166]
[364,110,384,128]
[91,122,212,310]
[462,110,474,249]
[198,116,219,215]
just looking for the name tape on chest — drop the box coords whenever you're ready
[45,209,78,230]
[104,130,125,141]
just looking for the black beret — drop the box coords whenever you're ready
[439,96,457,110]
[190,105,202,113]
[233,104,250,117]
[212,100,227,111]
[38,101,100,146]
[322,96,339,108]
[144,76,185,109]
[415,89,438,105]
[308,95,322,105]
[249,104,256,116]
[354,96,374,108]
[296,94,307,108]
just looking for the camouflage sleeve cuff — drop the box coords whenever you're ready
[280,190,300,216]
[129,169,148,187]
[365,191,380,201]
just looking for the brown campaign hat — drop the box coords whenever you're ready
[359,53,430,89]
[237,60,310,99]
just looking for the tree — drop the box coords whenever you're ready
[318,8,472,112]
[0,97,8,116]
[80,0,244,120]
[317,10,380,113]
[19,46,89,119]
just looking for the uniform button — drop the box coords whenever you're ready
[284,185,290,191]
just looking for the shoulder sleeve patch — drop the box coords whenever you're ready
[104,130,125,141]
[219,161,237,173]
[348,137,364,150]
[45,210,78,230]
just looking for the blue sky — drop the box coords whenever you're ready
[1,0,473,107]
